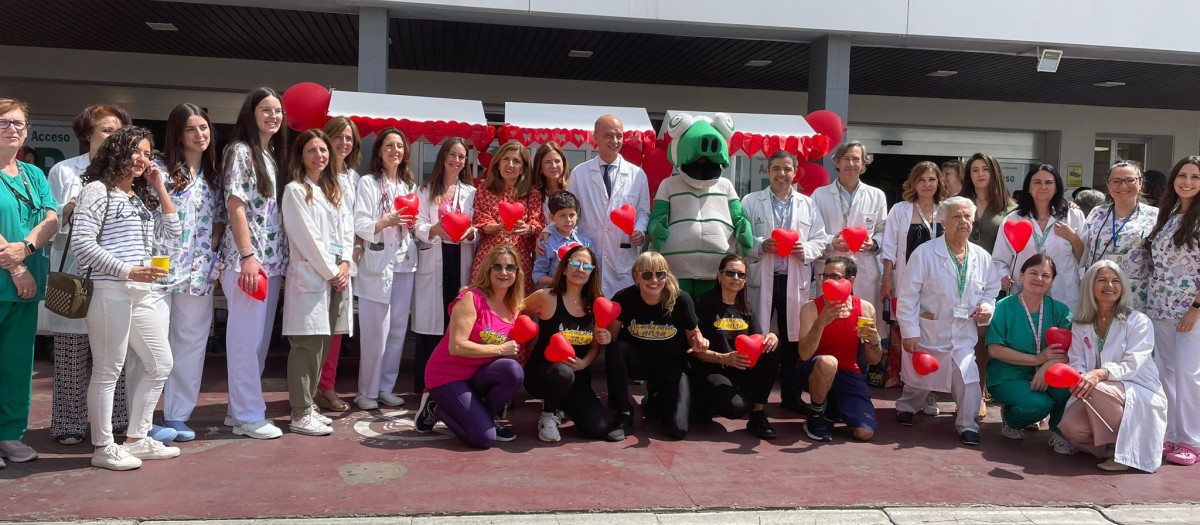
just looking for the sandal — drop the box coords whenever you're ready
[315,394,350,412]
[1165,442,1198,466]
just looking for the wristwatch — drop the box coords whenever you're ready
[1191,300,1200,310]
[22,240,34,255]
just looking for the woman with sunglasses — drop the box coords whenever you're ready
[1080,161,1158,311]
[690,254,780,439]
[521,245,610,442]
[604,252,707,441]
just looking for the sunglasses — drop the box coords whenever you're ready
[490,263,518,274]
[567,259,595,272]
[639,270,667,281]
[722,270,747,280]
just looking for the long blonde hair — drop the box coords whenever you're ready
[468,243,525,315]
[633,251,681,315]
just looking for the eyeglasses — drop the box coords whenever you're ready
[639,270,667,282]
[722,270,747,280]
[0,119,28,130]
[490,263,518,274]
[567,259,595,272]
[817,273,846,281]
[1108,177,1140,187]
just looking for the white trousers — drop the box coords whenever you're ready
[220,270,282,425]
[1153,318,1200,448]
[357,272,414,398]
[149,291,215,422]
[896,365,982,434]
[85,281,174,446]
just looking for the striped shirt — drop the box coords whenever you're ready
[71,181,182,281]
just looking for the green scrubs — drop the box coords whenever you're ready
[985,293,1072,432]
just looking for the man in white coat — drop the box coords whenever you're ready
[813,140,887,314]
[742,150,828,413]
[896,197,1000,446]
[569,115,651,296]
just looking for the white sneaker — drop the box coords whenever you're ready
[92,443,142,471]
[124,438,180,460]
[309,405,333,425]
[538,412,562,443]
[355,395,379,411]
[378,391,406,407]
[922,393,940,416]
[1049,432,1079,455]
[0,440,38,462]
[1001,426,1025,440]
[223,416,236,427]
[232,419,283,439]
[290,414,333,436]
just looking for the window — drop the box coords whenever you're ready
[1093,138,1148,188]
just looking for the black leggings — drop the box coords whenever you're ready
[691,348,780,419]
[523,362,608,440]
[605,340,691,440]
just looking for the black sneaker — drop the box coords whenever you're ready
[414,392,438,433]
[960,430,981,446]
[804,415,833,442]
[606,412,635,442]
[493,421,516,442]
[896,411,915,427]
[747,410,776,439]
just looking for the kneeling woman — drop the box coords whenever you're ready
[605,252,707,441]
[521,245,610,442]
[414,244,526,449]
[280,130,354,436]
[691,254,780,439]
[1059,260,1166,472]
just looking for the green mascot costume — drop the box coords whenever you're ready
[648,112,753,296]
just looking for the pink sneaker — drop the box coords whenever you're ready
[1165,442,1198,466]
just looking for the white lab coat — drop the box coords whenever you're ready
[812,181,888,311]
[353,174,418,304]
[570,155,651,297]
[411,181,477,336]
[39,154,90,334]
[897,237,1000,392]
[991,208,1086,311]
[280,180,354,337]
[741,187,829,342]
[881,200,941,295]
[1067,311,1167,473]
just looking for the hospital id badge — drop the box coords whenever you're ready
[953,304,972,319]
[329,243,344,256]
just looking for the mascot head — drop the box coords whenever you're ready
[667,112,735,189]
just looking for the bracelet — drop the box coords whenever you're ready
[239,247,254,256]
[240,253,254,261]
[10,265,27,277]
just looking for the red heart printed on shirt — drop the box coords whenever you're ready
[442,212,471,242]
[545,333,577,363]
[609,204,636,236]
[498,201,525,231]
[842,226,869,252]
[735,334,765,368]
[510,315,538,344]
[771,228,799,258]
[822,278,853,303]
[594,297,621,328]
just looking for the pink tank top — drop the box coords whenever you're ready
[424,287,514,390]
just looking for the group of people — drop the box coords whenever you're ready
[0,89,1197,476]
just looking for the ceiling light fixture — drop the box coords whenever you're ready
[744,60,772,67]
[1093,81,1125,87]
[146,22,179,31]
[927,70,958,77]
[568,50,593,58]
[1036,48,1063,73]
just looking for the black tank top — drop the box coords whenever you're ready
[528,293,595,366]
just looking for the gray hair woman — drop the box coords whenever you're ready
[1059,260,1166,472]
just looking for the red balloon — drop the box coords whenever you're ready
[498,201,525,231]
[762,135,782,157]
[610,203,636,236]
[280,82,331,132]
[728,132,743,155]
[842,226,869,252]
[620,141,644,166]
[822,278,853,303]
[809,135,832,159]
[544,333,577,363]
[1003,220,1034,252]
[735,334,765,368]
[238,270,269,302]
[1045,363,1082,389]
[771,228,799,258]
[912,351,940,376]
[442,212,471,242]
[556,242,581,261]
[805,110,846,147]
[798,162,830,195]
[641,147,674,198]
[594,297,622,328]
[394,193,419,215]
[1046,327,1073,350]
[426,120,448,145]
[510,315,539,344]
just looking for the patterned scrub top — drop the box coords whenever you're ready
[219,142,289,276]
[1147,213,1200,321]
[1080,203,1158,310]
[151,158,225,296]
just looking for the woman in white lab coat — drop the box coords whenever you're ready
[895,196,1000,446]
[1058,260,1166,472]
[280,130,354,436]
[992,164,1086,311]
[352,128,418,410]
[412,137,477,393]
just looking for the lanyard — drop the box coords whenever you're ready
[1089,205,1137,266]
[946,242,969,299]
[1019,293,1045,351]
[836,180,856,223]
[916,202,936,239]
[0,163,40,212]
[1029,217,1051,253]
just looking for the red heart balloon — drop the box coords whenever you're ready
[912,351,940,376]
[498,201,525,231]
[406,121,426,145]
[1045,363,1082,389]
[805,110,846,147]
[1003,220,1034,252]
[791,163,806,185]
[610,203,636,236]
[556,242,581,261]
[822,279,853,303]
[442,212,471,242]
[620,142,644,166]
[762,135,782,157]
[748,134,764,157]
[238,270,269,302]
[799,162,829,195]
[810,135,832,159]
[728,132,743,155]
[510,315,539,344]
[425,120,447,145]
[544,333,577,363]
[771,228,799,258]
[642,148,674,198]
[784,136,800,156]
[842,226,869,252]
[394,193,419,215]
[593,297,622,328]
[1045,327,1072,350]
[735,334,765,368]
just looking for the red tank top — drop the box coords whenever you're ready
[814,296,863,373]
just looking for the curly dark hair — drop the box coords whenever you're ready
[81,126,160,210]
